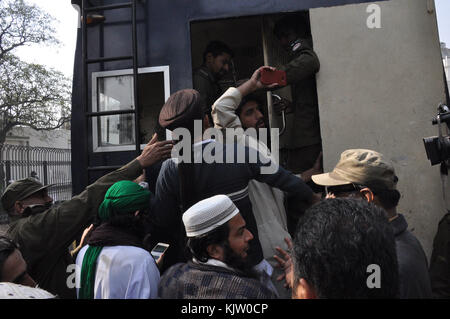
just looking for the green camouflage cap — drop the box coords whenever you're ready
[311,149,398,190]
[1,178,52,211]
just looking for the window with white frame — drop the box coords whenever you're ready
[92,66,170,152]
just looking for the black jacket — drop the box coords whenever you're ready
[429,212,450,298]
[391,214,432,298]
[149,140,314,271]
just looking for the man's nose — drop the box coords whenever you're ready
[245,229,254,242]
[223,64,229,72]
[256,110,263,119]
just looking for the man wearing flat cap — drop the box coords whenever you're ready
[1,135,173,298]
[158,195,278,299]
[311,149,432,298]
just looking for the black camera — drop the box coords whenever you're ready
[423,104,450,166]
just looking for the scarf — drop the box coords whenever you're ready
[78,181,151,299]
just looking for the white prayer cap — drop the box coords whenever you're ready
[0,283,56,299]
[183,195,239,237]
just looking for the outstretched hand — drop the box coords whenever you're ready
[274,237,294,289]
[136,133,174,168]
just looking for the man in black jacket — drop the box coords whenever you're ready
[149,89,318,276]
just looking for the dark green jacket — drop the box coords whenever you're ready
[193,65,222,116]
[280,38,321,149]
[7,159,143,299]
[429,212,450,298]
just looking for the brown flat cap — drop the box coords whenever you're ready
[158,89,205,131]
[1,178,53,212]
[312,149,398,190]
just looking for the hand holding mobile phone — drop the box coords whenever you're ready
[151,242,169,261]
[260,68,287,87]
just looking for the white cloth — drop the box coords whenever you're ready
[75,245,160,299]
[212,87,292,298]
[0,282,56,299]
[212,87,292,257]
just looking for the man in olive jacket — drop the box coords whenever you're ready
[1,135,172,298]
[273,14,321,175]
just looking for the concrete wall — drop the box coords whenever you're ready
[310,0,447,259]
[6,127,71,149]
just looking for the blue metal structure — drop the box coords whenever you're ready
[70,0,381,194]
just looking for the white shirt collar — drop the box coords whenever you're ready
[192,257,235,271]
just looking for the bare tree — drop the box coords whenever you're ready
[0,0,72,191]
[0,0,58,60]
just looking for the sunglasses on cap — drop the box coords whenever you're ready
[325,183,367,197]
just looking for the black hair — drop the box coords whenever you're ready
[154,120,166,141]
[0,236,19,281]
[186,223,230,263]
[236,93,265,118]
[273,13,311,40]
[202,41,234,63]
[363,179,401,211]
[292,198,399,299]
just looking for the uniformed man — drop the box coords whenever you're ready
[193,41,234,124]
[273,14,322,175]
[0,135,173,298]
[272,14,323,235]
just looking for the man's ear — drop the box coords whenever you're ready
[360,188,375,203]
[206,244,224,261]
[203,114,211,130]
[293,278,317,299]
[13,201,24,215]
[205,52,214,64]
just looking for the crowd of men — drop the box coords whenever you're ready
[0,14,448,300]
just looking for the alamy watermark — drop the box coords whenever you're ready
[366,4,381,29]
[366,264,381,288]
[168,120,280,174]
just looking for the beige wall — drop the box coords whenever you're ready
[310,0,447,259]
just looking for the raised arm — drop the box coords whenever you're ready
[212,66,279,130]
[11,135,174,260]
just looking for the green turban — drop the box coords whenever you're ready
[98,180,151,221]
[79,180,151,299]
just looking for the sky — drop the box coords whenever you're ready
[13,0,450,80]
[435,0,450,46]
[14,1,79,79]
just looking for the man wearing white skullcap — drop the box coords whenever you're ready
[158,195,278,299]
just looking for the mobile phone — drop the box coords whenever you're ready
[260,68,287,86]
[151,242,169,260]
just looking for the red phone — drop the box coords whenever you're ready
[260,68,287,86]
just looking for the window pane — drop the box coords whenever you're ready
[138,71,165,143]
[97,114,135,146]
[97,75,134,111]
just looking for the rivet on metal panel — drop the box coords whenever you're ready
[427,0,435,14]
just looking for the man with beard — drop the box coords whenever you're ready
[211,66,321,298]
[158,195,278,299]
[0,135,173,298]
[150,88,318,282]
[193,40,234,124]
[75,180,160,299]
